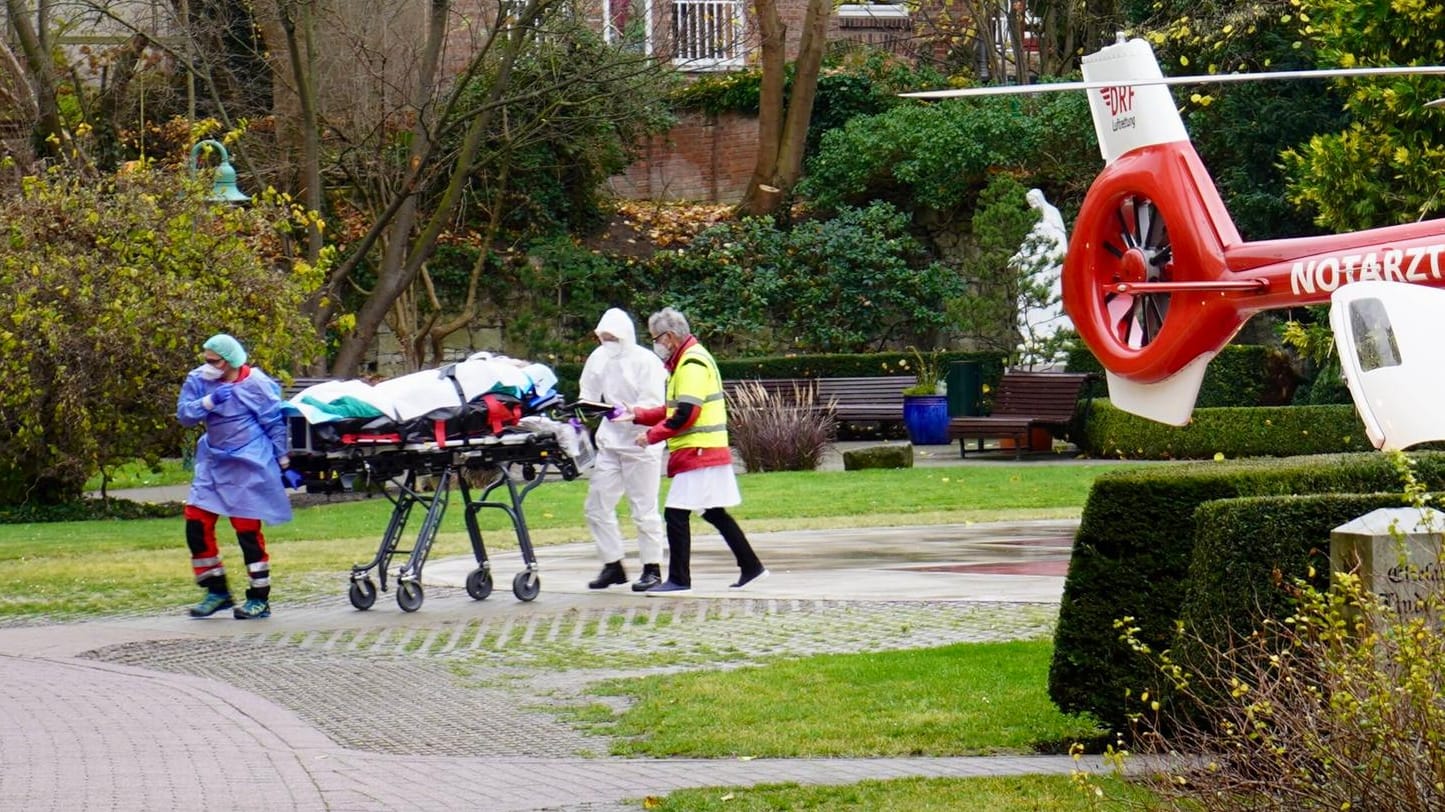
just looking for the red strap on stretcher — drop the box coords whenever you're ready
[482,394,520,435]
[341,433,403,444]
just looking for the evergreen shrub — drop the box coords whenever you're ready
[1050,452,1445,731]
[554,351,1007,401]
[1067,343,1292,407]
[1172,492,1408,686]
[1077,400,1371,459]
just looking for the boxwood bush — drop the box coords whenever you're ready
[1077,400,1371,459]
[1051,452,1445,731]
[1173,493,1410,677]
[1067,343,1296,407]
[555,351,1007,400]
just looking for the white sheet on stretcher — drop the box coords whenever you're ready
[286,379,389,425]
[286,356,553,424]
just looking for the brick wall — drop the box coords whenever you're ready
[609,110,759,203]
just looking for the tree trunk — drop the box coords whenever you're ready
[5,0,74,162]
[92,33,148,171]
[277,0,324,263]
[773,0,827,193]
[737,0,785,216]
[738,0,827,217]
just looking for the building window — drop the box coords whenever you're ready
[605,0,655,54]
[836,3,909,20]
[671,0,744,70]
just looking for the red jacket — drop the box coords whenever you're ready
[634,335,734,477]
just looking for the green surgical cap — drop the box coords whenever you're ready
[203,333,247,367]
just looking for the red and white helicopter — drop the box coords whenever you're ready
[909,36,1445,450]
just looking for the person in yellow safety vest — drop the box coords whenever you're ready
[622,307,767,595]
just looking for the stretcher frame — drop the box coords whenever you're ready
[289,420,589,613]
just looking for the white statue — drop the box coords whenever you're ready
[1012,188,1073,369]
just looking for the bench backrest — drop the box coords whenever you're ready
[721,375,916,421]
[282,377,334,400]
[991,372,1094,421]
[815,376,915,406]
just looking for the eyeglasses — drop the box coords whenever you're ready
[203,356,226,367]
[650,334,665,342]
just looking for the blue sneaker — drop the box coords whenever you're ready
[232,599,271,619]
[645,580,692,596]
[189,592,234,618]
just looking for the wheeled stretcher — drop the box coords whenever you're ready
[282,354,604,612]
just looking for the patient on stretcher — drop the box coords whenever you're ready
[282,352,588,456]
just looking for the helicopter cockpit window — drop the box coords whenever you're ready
[1349,297,1401,372]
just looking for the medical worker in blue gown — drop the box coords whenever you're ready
[176,334,295,620]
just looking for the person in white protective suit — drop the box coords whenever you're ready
[578,308,668,591]
[176,334,297,620]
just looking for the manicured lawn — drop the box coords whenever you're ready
[591,639,1104,758]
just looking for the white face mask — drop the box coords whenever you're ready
[198,363,225,381]
[652,342,671,361]
[602,340,625,358]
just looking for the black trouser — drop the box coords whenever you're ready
[663,506,763,587]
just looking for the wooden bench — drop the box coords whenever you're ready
[947,371,1094,458]
[722,376,915,427]
[281,377,334,400]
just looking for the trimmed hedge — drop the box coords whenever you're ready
[1067,343,1296,407]
[1175,493,1408,669]
[0,497,184,523]
[555,350,1007,399]
[1050,452,1445,731]
[1077,401,1371,459]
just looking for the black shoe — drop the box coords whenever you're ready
[730,568,769,590]
[631,564,662,592]
[645,580,692,596]
[588,560,628,589]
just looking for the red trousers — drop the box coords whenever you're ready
[184,505,271,601]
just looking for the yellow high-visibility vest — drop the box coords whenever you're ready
[665,342,728,451]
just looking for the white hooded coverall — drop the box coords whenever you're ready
[579,308,667,566]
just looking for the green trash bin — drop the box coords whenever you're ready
[946,361,982,417]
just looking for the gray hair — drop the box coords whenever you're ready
[648,307,690,339]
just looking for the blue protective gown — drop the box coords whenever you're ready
[176,365,293,525]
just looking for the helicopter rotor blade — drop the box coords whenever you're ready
[902,65,1445,99]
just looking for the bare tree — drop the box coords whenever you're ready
[12,0,670,373]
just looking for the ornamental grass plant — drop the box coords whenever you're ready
[726,380,836,472]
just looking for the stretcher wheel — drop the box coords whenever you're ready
[349,578,378,611]
[465,568,493,601]
[512,571,540,602]
[397,580,424,612]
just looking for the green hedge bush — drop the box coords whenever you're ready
[1077,401,1371,459]
[554,351,1007,400]
[1174,493,1408,678]
[1050,453,1445,731]
[1066,344,1297,408]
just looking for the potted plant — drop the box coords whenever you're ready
[900,347,950,445]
